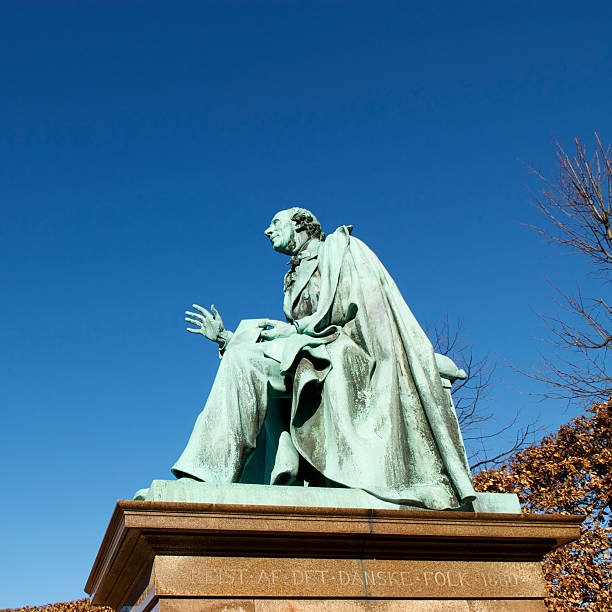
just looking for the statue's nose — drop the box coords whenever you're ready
[264,227,272,237]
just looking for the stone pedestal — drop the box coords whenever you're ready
[85,500,582,611]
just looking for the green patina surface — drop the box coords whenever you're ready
[135,480,521,513]
[141,208,494,511]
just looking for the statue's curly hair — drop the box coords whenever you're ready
[289,207,325,240]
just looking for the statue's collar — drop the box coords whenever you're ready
[288,238,321,266]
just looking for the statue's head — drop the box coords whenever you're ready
[264,207,324,254]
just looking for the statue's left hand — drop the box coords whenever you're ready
[258,319,296,341]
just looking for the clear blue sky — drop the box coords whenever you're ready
[1,1,611,607]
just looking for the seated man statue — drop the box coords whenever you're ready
[172,208,476,510]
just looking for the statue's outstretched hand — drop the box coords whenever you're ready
[185,304,229,346]
[258,319,296,341]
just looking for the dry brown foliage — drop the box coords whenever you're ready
[1,599,111,612]
[474,398,612,610]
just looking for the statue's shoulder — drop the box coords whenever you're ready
[331,224,353,236]
[327,225,373,251]
[325,225,354,244]
[319,226,353,257]
[325,226,381,268]
[320,226,377,269]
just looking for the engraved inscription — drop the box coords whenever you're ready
[191,565,526,589]
[191,567,249,585]
[161,557,545,599]
[422,570,520,588]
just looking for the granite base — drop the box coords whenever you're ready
[85,500,581,611]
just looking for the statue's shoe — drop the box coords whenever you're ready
[270,431,300,486]
[133,488,150,500]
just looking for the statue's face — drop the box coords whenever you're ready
[264,210,297,254]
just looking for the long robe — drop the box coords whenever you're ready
[172,226,476,510]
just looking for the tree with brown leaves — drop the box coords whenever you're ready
[474,398,612,611]
[2,600,111,612]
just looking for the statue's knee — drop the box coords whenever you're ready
[221,345,251,370]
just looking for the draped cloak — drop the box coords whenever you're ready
[172,226,476,510]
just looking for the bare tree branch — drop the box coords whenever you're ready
[470,422,537,470]
[525,134,612,273]
[523,134,612,403]
[427,316,535,471]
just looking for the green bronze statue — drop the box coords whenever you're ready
[169,208,476,510]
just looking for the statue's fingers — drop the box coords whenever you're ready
[210,304,223,322]
[185,317,202,326]
[186,327,202,334]
[185,310,205,321]
[185,311,203,320]
[192,304,213,318]
[258,319,273,328]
